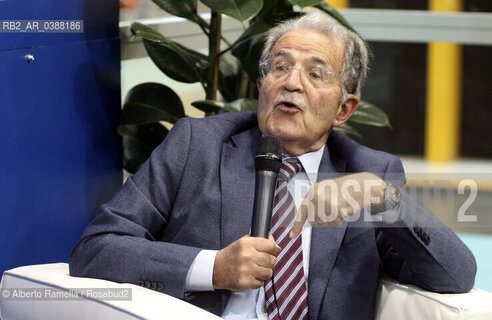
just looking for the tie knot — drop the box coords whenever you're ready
[279,158,302,182]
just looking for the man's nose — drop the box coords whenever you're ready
[282,67,304,92]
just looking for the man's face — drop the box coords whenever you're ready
[257,29,357,155]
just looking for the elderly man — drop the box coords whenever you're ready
[70,12,476,320]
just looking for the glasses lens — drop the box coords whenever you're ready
[305,64,330,85]
[271,59,290,77]
[268,58,335,88]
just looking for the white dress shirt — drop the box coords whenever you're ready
[185,146,326,319]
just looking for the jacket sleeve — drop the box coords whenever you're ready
[376,157,477,293]
[69,118,202,299]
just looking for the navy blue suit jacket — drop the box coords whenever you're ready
[70,111,476,319]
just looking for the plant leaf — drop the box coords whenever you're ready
[218,52,243,101]
[151,0,197,21]
[230,18,270,59]
[192,98,258,113]
[118,123,169,174]
[201,0,264,22]
[287,0,323,8]
[238,38,265,81]
[231,12,302,59]
[334,123,362,138]
[120,83,185,126]
[151,0,210,30]
[349,101,392,128]
[231,12,303,81]
[132,22,209,84]
[257,0,294,18]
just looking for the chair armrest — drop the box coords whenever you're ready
[376,277,492,320]
[0,263,221,320]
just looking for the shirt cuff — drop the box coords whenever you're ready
[185,249,218,292]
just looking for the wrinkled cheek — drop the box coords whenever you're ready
[257,106,269,134]
[257,93,273,127]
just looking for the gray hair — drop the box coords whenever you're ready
[259,11,368,99]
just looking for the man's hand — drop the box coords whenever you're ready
[213,235,280,291]
[290,172,387,238]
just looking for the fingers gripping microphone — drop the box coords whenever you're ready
[251,136,282,238]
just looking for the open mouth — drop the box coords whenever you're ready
[276,101,300,112]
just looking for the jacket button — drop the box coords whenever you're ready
[424,235,430,245]
[156,282,164,291]
[137,280,144,287]
[144,281,151,289]
[150,282,157,290]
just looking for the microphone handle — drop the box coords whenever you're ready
[251,170,278,238]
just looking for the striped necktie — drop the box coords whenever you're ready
[265,158,308,320]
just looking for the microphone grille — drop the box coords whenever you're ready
[255,136,282,172]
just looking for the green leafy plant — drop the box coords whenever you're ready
[119,0,391,173]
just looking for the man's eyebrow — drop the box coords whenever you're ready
[273,50,292,59]
[309,56,328,66]
[273,50,329,66]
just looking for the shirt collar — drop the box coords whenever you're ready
[283,145,325,185]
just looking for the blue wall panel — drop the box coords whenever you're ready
[0,0,121,272]
[0,0,118,50]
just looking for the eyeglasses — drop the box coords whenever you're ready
[260,58,347,93]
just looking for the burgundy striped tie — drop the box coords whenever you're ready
[265,158,308,320]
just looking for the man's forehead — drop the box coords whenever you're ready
[270,29,345,72]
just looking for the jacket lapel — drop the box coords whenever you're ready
[308,143,349,320]
[220,127,261,249]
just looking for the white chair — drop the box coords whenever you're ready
[1,263,492,320]
[0,263,220,320]
[375,277,492,319]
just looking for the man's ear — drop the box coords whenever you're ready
[257,78,263,90]
[333,94,359,127]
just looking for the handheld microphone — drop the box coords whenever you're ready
[250,136,282,238]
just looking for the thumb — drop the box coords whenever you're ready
[290,202,307,239]
[269,235,281,254]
